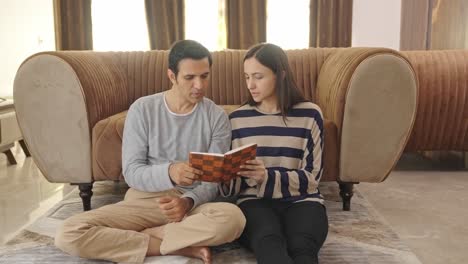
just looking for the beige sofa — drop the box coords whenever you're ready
[13,48,418,211]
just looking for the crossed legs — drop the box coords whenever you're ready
[55,188,245,264]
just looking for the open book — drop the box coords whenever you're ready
[189,143,257,182]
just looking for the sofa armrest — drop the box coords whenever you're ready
[13,52,128,183]
[317,48,418,183]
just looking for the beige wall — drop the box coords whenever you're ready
[352,0,402,50]
[0,0,55,97]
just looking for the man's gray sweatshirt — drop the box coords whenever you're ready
[122,92,231,209]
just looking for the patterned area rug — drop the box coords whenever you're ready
[0,182,421,264]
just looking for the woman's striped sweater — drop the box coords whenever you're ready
[220,102,325,204]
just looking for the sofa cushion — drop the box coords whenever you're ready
[92,111,127,181]
[92,105,338,182]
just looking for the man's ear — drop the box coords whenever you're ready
[167,69,177,84]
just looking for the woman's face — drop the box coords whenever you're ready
[244,57,277,104]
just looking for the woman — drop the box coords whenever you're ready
[220,43,328,264]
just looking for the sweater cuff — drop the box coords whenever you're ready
[152,163,174,191]
[257,169,272,198]
[180,192,200,211]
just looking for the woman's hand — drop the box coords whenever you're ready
[238,159,267,184]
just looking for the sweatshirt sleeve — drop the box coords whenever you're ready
[122,103,174,192]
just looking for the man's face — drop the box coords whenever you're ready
[168,58,210,104]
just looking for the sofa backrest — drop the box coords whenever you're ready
[110,48,334,106]
[402,50,468,151]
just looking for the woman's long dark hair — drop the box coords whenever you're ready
[243,43,307,120]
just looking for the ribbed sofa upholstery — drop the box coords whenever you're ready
[13,48,418,211]
[402,50,468,151]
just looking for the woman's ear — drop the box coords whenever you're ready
[281,70,286,80]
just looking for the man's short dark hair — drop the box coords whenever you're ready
[168,40,212,76]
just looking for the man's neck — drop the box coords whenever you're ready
[164,89,197,114]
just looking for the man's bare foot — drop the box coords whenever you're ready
[141,225,165,240]
[174,246,211,264]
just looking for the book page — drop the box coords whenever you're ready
[225,143,257,155]
[189,152,224,157]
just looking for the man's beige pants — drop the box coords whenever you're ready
[55,188,246,264]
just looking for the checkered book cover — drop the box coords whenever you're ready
[189,144,257,182]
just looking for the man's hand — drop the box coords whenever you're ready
[169,162,203,186]
[238,159,267,184]
[158,196,194,222]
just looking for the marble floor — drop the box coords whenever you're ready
[358,153,468,264]
[0,143,73,245]
[0,143,467,263]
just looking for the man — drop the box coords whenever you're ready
[55,40,246,264]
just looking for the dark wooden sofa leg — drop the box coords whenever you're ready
[339,182,354,211]
[72,183,94,211]
[19,139,31,157]
[3,149,17,165]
